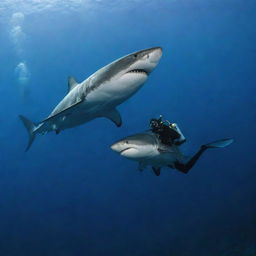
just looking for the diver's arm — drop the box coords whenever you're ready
[174,146,207,174]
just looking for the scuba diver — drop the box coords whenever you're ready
[149,115,186,146]
[148,115,233,175]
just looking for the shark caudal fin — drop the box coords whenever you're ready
[19,115,37,151]
[203,138,234,149]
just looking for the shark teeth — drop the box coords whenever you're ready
[128,69,148,75]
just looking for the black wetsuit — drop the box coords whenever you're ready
[174,145,207,174]
[150,118,205,176]
[151,123,181,146]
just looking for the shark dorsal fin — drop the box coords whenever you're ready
[68,76,78,92]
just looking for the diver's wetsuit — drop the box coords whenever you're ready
[173,145,207,174]
[157,125,180,146]
[150,118,181,146]
[149,117,232,176]
[150,116,206,175]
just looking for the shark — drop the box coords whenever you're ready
[19,47,163,151]
[111,132,233,176]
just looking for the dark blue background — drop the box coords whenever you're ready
[0,0,255,255]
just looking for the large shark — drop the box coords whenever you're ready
[20,47,162,151]
[111,132,233,176]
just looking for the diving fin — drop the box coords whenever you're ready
[19,115,37,151]
[203,138,234,149]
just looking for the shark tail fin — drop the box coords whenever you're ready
[203,138,234,149]
[19,115,37,151]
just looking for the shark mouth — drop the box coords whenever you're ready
[120,147,132,154]
[120,147,135,155]
[127,69,148,75]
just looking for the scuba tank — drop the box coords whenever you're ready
[159,116,186,145]
[169,123,186,145]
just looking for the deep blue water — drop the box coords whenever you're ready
[0,1,255,255]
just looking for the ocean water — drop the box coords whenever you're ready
[0,1,255,255]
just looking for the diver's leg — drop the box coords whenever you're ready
[174,138,234,174]
[174,146,207,174]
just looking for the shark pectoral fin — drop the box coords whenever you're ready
[105,109,122,127]
[67,76,79,92]
[42,99,84,123]
[152,167,161,176]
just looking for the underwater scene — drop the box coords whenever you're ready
[0,0,255,255]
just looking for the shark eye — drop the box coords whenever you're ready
[133,54,137,58]
[125,140,129,144]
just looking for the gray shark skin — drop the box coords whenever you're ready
[20,47,163,151]
[111,132,234,176]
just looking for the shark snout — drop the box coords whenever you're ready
[135,47,162,73]
[145,47,162,64]
[110,142,120,153]
[110,141,136,157]
[151,46,162,56]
